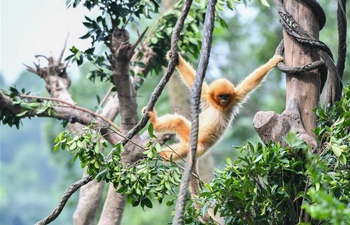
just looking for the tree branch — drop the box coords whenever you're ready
[35,176,93,225]
[19,94,122,132]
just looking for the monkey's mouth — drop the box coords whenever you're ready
[220,99,229,105]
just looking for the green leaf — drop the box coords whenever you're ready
[95,144,100,154]
[147,123,157,138]
[226,157,232,165]
[142,198,153,208]
[253,154,263,163]
[150,37,158,44]
[331,145,343,157]
[70,141,77,150]
[227,0,235,10]
[53,143,60,151]
[16,111,28,117]
[259,0,270,7]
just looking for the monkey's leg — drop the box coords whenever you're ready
[160,142,208,161]
[159,142,190,161]
[148,111,191,143]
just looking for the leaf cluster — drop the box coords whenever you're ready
[64,0,244,82]
[187,140,306,225]
[147,0,238,74]
[64,0,160,82]
[0,87,57,129]
[302,84,350,224]
[53,125,182,210]
[66,0,160,28]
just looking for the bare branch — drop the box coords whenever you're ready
[129,27,149,55]
[58,33,69,63]
[35,176,93,225]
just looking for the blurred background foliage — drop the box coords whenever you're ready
[0,0,349,224]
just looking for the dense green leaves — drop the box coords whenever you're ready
[53,126,182,210]
[186,139,307,224]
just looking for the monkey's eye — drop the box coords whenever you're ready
[218,94,230,99]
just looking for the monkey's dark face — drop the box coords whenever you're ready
[217,94,231,105]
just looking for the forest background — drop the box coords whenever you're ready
[1,0,349,224]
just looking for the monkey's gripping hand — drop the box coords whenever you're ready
[269,55,284,66]
[166,51,180,65]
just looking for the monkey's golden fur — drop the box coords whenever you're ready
[148,52,283,161]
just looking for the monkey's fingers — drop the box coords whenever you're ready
[141,106,148,114]
[271,55,284,65]
[166,51,179,65]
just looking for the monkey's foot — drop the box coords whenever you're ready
[159,151,170,161]
[159,151,184,161]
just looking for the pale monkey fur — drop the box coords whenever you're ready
[148,52,283,161]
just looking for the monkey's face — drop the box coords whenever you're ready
[217,94,231,105]
[208,79,236,109]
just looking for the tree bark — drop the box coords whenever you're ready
[254,0,320,148]
[98,28,144,225]
[284,0,320,138]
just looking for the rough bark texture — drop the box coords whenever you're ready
[253,99,317,148]
[284,0,320,137]
[253,1,324,223]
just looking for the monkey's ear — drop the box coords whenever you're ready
[166,51,179,65]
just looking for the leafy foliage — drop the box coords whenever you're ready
[64,0,246,82]
[64,0,161,82]
[53,125,182,209]
[186,139,307,224]
[0,87,58,128]
[48,80,350,223]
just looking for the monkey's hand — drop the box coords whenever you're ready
[166,51,180,65]
[142,107,156,121]
[269,55,284,66]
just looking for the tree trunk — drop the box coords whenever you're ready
[253,0,320,148]
[284,0,320,137]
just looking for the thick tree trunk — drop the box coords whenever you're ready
[284,0,320,137]
[254,0,320,148]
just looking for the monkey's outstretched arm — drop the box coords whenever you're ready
[235,55,283,102]
[168,52,209,96]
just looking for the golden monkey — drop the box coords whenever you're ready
[148,52,283,161]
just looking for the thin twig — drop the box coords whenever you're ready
[19,94,122,133]
[99,86,114,107]
[35,175,93,225]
